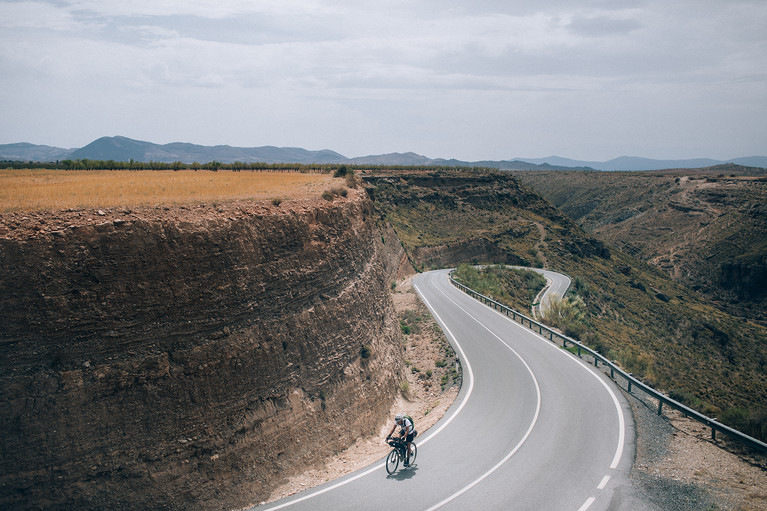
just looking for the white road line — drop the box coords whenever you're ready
[482,298,626,470]
[258,274,475,511]
[577,497,596,511]
[423,274,542,511]
[598,475,611,490]
[261,270,622,511]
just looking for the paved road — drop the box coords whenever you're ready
[254,269,640,511]
[506,266,571,318]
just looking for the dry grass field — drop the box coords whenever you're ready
[0,169,336,212]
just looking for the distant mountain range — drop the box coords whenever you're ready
[2,136,766,171]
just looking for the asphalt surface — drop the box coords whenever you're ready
[255,269,639,511]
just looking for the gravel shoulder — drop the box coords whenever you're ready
[627,385,767,510]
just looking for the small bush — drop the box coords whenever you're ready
[543,295,588,338]
[322,187,347,201]
[345,170,359,189]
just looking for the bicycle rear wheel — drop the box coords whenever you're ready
[385,448,399,474]
[408,443,417,465]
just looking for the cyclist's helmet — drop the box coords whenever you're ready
[395,414,403,423]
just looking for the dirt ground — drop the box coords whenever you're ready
[264,275,460,504]
[631,395,767,510]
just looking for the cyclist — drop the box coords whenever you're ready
[386,413,415,466]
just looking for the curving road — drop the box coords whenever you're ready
[254,269,646,511]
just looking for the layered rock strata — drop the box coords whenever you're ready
[0,189,405,510]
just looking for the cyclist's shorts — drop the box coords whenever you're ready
[406,432,414,442]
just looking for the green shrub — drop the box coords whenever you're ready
[543,295,588,339]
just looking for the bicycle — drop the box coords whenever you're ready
[385,437,417,474]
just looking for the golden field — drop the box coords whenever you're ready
[0,169,336,212]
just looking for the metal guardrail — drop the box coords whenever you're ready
[449,272,767,454]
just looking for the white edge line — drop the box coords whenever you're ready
[258,273,475,511]
[423,273,543,511]
[598,475,611,490]
[482,288,627,470]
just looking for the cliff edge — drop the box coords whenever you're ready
[0,188,406,509]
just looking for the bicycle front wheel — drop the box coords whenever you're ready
[385,448,399,474]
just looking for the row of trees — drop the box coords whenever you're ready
[3,158,499,174]
[57,159,334,172]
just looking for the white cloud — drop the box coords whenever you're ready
[1,0,765,159]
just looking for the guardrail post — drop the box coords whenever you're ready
[712,428,717,441]
[577,346,581,358]
[658,401,663,415]
[627,380,632,393]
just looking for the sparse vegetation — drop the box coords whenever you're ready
[452,264,546,313]
[514,169,767,323]
[322,186,348,201]
[367,168,767,441]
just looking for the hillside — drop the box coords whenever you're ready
[0,185,408,510]
[363,168,767,440]
[5,136,766,170]
[513,169,767,323]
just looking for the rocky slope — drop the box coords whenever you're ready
[513,169,767,322]
[0,188,408,510]
[363,168,767,441]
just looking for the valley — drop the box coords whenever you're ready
[1,166,765,509]
[513,168,767,324]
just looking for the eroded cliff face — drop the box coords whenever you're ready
[0,189,406,510]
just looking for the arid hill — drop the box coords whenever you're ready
[364,168,767,440]
[2,166,766,511]
[513,168,767,323]
[0,186,409,510]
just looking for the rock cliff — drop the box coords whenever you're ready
[0,188,406,509]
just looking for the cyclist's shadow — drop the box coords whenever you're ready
[386,464,419,481]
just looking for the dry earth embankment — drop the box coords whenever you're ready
[0,188,407,510]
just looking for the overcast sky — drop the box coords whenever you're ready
[1,0,765,161]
